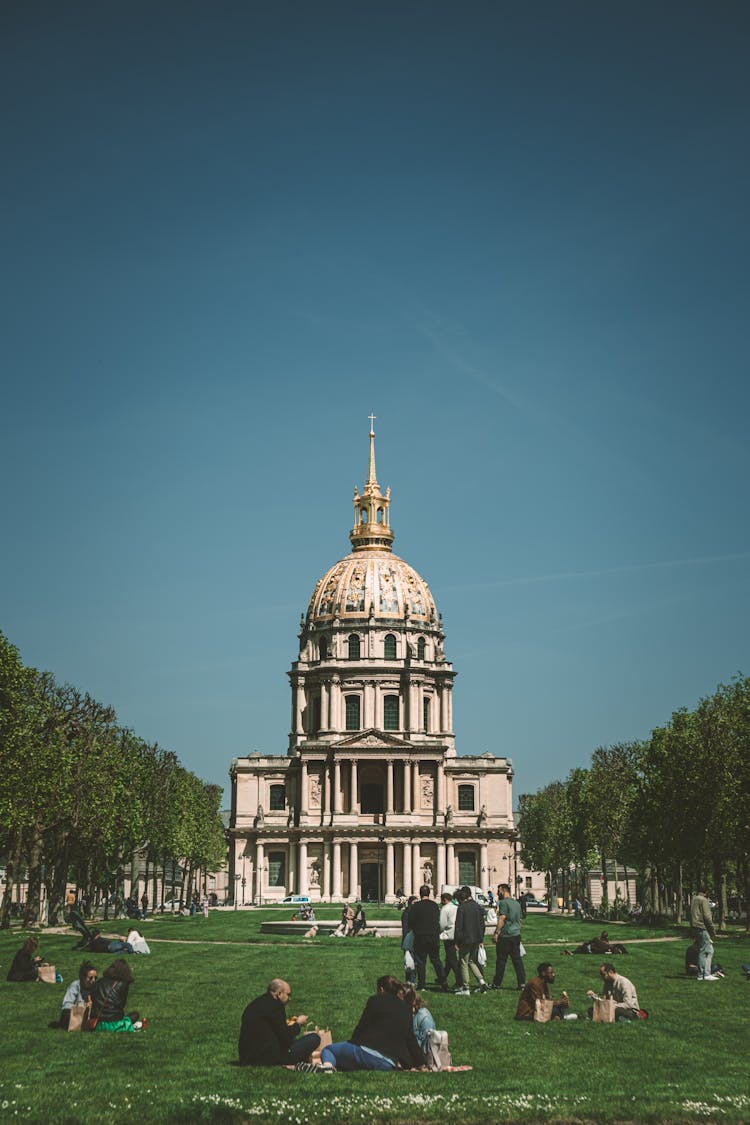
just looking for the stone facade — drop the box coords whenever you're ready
[229,424,515,903]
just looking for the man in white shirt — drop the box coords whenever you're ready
[439,892,460,989]
[587,962,641,1020]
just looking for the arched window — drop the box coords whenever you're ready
[458,784,475,811]
[417,637,426,660]
[345,695,361,731]
[319,635,328,660]
[376,508,384,524]
[269,784,286,811]
[268,851,286,887]
[423,697,431,732]
[384,633,397,660]
[360,507,368,524]
[383,694,399,731]
[348,634,361,660]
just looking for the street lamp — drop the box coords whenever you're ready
[377,833,385,904]
[241,859,247,907]
[233,874,241,911]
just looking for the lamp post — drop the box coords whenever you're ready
[241,859,247,907]
[233,874,240,911]
[377,833,385,904]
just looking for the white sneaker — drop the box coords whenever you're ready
[698,974,720,980]
[563,1013,578,1020]
[453,988,471,996]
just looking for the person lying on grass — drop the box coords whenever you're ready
[515,963,570,1021]
[89,958,142,1032]
[320,975,425,1072]
[238,978,320,1068]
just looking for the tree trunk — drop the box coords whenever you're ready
[23,829,44,926]
[675,862,683,925]
[714,860,727,931]
[47,837,70,926]
[0,830,23,929]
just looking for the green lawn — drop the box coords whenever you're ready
[1,911,748,1124]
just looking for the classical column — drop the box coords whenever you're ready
[412,761,420,809]
[300,760,309,816]
[255,841,264,904]
[334,759,342,814]
[436,761,445,817]
[480,842,489,889]
[349,841,358,900]
[287,841,296,896]
[437,842,446,893]
[364,681,375,728]
[333,841,342,899]
[403,760,411,813]
[446,684,453,732]
[323,842,331,900]
[439,684,448,732]
[403,841,412,897]
[295,675,305,734]
[446,841,455,886]
[386,759,394,814]
[412,843,421,892]
[349,759,358,813]
[321,681,330,730]
[323,761,330,822]
[330,675,341,731]
[299,840,308,896]
[385,841,395,900]
[409,681,419,733]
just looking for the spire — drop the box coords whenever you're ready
[350,417,394,552]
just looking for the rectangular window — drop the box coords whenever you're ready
[458,852,476,886]
[269,784,286,811]
[457,784,475,811]
[423,697,430,732]
[345,695,361,731]
[268,852,286,887]
[383,695,399,731]
[525,876,533,889]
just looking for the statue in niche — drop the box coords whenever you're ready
[309,861,320,886]
[255,804,265,827]
[421,776,433,808]
[287,805,295,828]
[309,775,321,808]
[445,804,453,826]
[478,804,488,826]
[423,861,433,887]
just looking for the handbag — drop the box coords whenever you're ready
[592,997,616,1023]
[534,998,554,1023]
[404,949,416,972]
[477,943,487,968]
[37,964,56,983]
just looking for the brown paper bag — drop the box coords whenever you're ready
[592,997,616,1023]
[310,1027,333,1063]
[534,998,554,1023]
[37,964,56,983]
[68,1001,87,1032]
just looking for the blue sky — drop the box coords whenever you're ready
[2,1,749,806]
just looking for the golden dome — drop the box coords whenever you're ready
[307,550,437,623]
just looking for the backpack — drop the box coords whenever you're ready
[425,1028,452,1071]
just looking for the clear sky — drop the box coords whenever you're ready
[2,1,749,807]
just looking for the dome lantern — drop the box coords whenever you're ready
[349,416,394,553]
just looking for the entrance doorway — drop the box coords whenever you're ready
[360,862,383,903]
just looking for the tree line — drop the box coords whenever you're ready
[0,630,227,928]
[517,675,750,930]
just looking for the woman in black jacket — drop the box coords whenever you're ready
[89,959,138,1031]
[6,937,42,981]
[321,976,424,1071]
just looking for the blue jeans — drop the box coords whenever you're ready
[696,929,714,978]
[321,1042,396,1071]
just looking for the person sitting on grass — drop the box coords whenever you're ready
[515,963,570,1021]
[89,958,141,1032]
[402,985,436,1060]
[7,937,44,982]
[125,928,151,954]
[685,941,724,978]
[590,931,627,956]
[320,975,425,1072]
[238,979,322,1070]
[586,962,640,1021]
[52,962,98,1028]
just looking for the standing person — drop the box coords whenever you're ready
[408,885,448,992]
[238,979,321,1068]
[690,885,718,980]
[515,963,569,1021]
[586,962,640,1021]
[439,892,460,989]
[491,883,526,991]
[140,892,148,919]
[453,886,489,995]
[401,895,418,985]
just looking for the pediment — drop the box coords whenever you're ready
[334,728,412,751]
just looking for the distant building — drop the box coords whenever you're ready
[229,424,515,903]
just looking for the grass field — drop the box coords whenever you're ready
[1,909,748,1124]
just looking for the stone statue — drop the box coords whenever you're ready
[255,804,265,827]
[309,861,320,887]
[287,805,295,827]
[478,804,487,826]
[445,804,453,826]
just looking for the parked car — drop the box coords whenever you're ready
[440,884,490,906]
[281,895,311,905]
[524,897,548,911]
